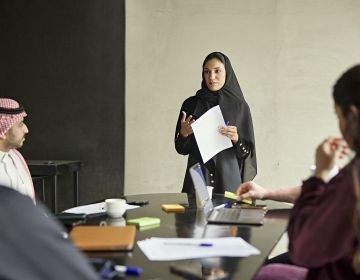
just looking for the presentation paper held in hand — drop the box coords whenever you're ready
[137,237,260,261]
[191,105,232,163]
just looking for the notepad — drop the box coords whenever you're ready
[69,225,136,251]
[161,204,185,213]
[127,217,161,229]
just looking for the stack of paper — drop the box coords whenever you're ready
[64,202,139,215]
[191,105,232,163]
[137,237,260,261]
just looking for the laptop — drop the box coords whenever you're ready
[189,163,266,225]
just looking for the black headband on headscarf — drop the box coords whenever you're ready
[0,105,25,115]
[194,52,257,190]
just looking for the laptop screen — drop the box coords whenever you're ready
[189,163,213,211]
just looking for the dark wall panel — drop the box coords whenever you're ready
[0,0,125,211]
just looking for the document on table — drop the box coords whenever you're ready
[63,202,139,214]
[191,105,232,163]
[137,237,260,261]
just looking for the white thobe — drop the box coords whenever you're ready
[0,149,35,202]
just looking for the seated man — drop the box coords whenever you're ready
[0,98,34,202]
[0,185,100,280]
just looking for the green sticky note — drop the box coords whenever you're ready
[127,217,160,228]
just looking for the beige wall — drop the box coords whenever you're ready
[125,0,360,195]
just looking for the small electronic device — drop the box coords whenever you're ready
[170,261,228,280]
[126,200,149,206]
[55,213,87,226]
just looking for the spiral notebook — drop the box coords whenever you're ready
[189,163,266,225]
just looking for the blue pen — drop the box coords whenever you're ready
[226,120,230,126]
[214,202,230,210]
[114,265,143,276]
[163,242,213,247]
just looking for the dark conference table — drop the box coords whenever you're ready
[83,193,291,280]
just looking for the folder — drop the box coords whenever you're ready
[69,225,136,251]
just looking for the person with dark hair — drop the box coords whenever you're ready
[0,98,35,202]
[251,65,360,280]
[175,52,257,194]
[0,185,100,280]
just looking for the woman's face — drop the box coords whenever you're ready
[203,58,226,92]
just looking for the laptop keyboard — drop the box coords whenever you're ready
[207,207,265,225]
[213,208,242,221]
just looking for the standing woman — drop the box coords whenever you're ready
[175,52,257,194]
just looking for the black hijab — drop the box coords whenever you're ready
[193,52,257,191]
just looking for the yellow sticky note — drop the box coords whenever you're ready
[224,191,252,205]
[161,204,185,213]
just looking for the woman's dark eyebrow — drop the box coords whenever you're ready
[204,67,222,70]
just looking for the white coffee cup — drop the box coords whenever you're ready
[207,186,214,199]
[105,198,126,218]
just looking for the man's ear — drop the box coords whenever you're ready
[349,105,359,120]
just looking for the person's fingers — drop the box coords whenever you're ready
[238,191,251,200]
[185,115,193,123]
[236,184,250,194]
[235,186,244,196]
[181,111,187,123]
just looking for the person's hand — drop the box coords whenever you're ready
[314,137,349,181]
[235,181,268,200]
[219,123,238,144]
[180,111,195,138]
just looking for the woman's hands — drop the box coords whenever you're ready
[180,111,195,138]
[180,114,239,144]
[219,123,238,144]
[315,137,349,181]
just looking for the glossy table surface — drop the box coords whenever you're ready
[83,193,291,280]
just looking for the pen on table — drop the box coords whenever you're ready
[114,265,143,276]
[214,202,230,210]
[163,242,213,247]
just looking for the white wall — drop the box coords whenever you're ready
[125,0,360,195]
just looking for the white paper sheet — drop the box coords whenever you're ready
[191,106,232,163]
[137,237,260,261]
[63,202,139,214]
